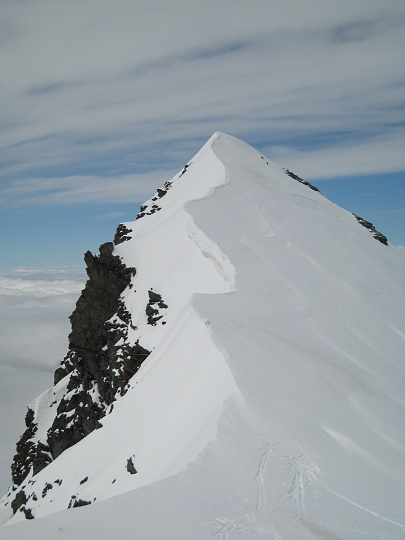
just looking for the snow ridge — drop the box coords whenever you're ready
[1,133,404,539]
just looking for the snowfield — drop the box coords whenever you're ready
[0,133,404,539]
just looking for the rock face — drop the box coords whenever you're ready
[10,409,49,488]
[353,214,388,245]
[136,178,174,219]
[284,168,320,192]
[10,240,149,495]
[145,290,168,326]
[114,224,133,245]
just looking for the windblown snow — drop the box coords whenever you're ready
[0,133,404,539]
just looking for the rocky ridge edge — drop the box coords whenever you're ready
[7,240,149,516]
[3,161,195,520]
[284,168,388,245]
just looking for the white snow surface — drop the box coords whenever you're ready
[0,133,404,539]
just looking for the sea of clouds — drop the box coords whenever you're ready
[0,267,86,495]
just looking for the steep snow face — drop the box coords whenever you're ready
[1,133,404,539]
[188,135,405,538]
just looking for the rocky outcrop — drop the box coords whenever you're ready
[284,169,320,192]
[10,489,27,514]
[136,179,174,219]
[127,457,137,474]
[119,341,151,395]
[68,496,91,508]
[283,169,388,245]
[353,214,388,245]
[66,242,136,361]
[135,163,192,221]
[114,224,133,245]
[10,239,150,497]
[146,290,168,326]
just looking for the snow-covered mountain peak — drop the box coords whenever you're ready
[0,134,403,539]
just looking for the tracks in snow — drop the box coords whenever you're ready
[209,441,320,539]
[209,436,404,539]
[270,448,320,521]
[209,441,315,539]
[254,442,280,519]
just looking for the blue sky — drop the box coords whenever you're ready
[1,0,404,267]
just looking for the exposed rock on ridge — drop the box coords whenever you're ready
[136,178,174,219]
[114,224,133,245]
[146,290,168,326]
[284,168,320,192]
[10,240,149,498]
[353,214,388,245]
[284,168,388,245]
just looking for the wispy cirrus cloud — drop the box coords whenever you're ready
[0,0,404,257]
[264,130,405,179]
[0,170,176,207]
[1,0,404,192]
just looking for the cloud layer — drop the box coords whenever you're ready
[0,268,85,494]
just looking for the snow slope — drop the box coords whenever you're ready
[1,133,404,539]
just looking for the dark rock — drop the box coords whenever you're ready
[148,290,162,303]
[373,232,388,245]
[119,342,150,395]
[179,163,190,177]
[42,483,53,498]
[11,490,27,514]
[136,200,162,219]
[32,443,52,477]
[355,216,373,229]
[127,457,137,474]
[116,299,134,326]
[114,224,133,245]
[146,290,168,326]
[10,242,146,486]
[45,242,137,459]
[47,393,105,459]
[135,178,175,219]
[353,214,388,245]
[284,169,320,192]
[11,409,39,486]
[21,507,34,519]
[80,477,88,485]
[146,303,161,325]
[54,366,68,384]
[68,496,91,509]
[68,242,135,354]
[73,499,91,508]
